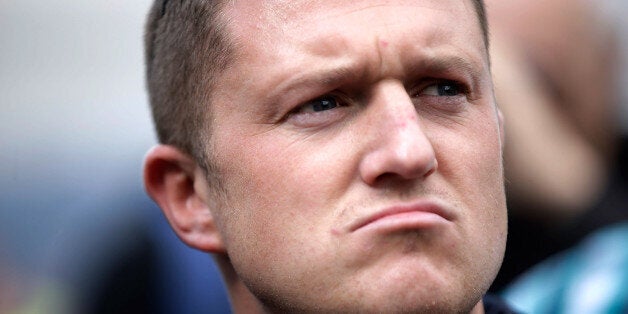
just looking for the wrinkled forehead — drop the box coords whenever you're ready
[220,0,484,58]
[223,0,476,26]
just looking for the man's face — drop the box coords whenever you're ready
[206,0,506,312]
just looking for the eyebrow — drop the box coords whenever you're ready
[254,62,362,121]
[281,55,485,95]
[276,65,362,93]
[261,53,485,119]
[265,62,362,104]
[405,54,486,96]
[407,55,483,82]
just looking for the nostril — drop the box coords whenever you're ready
[424,159,437,177]
[359,147,438,187]
[368,162,437,189]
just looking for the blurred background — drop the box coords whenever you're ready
[1,1,627,313]
[1,1,232,312]
[0,0,155,312]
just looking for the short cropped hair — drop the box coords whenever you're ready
[145,0,488,168]
[145,0,231,168]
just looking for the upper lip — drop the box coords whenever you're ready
[347,200,454,232]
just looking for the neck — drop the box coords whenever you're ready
[471,299,485,314]
[214,255,266,314]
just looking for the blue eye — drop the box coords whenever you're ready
[437,83,460,96]
[308,95,338,112]
[287,94,347,128]
[421,81,464,97]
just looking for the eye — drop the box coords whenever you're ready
[412,80,470,114]
[286,94,349,128]
[299,95,339,113]
[420,80,465,97]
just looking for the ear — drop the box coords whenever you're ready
[143,144,225,253]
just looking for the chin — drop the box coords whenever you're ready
[349,276,485,314]
[261,268,487,314]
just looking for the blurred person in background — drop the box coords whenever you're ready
[486,0,628,312]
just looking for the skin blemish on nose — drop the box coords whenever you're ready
[380,40,389,47]
[398,114,416,128]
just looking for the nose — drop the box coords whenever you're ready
[359,81,437,186]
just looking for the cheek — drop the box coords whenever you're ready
[211,132,360,298]
[433,119,507,285]
[211,143,304,280]
[212,131,352,253]
[433,115,507,236]
[434,121,503,192]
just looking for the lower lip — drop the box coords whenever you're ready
[357,211,450,233]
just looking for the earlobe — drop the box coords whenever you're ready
[143,145,226,253]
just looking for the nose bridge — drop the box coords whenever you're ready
[371,81,426,147]
[391,100,420,141]
[360,80,437,184]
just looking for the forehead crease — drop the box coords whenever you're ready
[226,0,474,29]
[294,4,472,51]
[224,0,476,43]
[222,0,484,77]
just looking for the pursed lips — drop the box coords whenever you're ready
[346,200,455,233]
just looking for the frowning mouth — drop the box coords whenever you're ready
[348,201,455,233]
